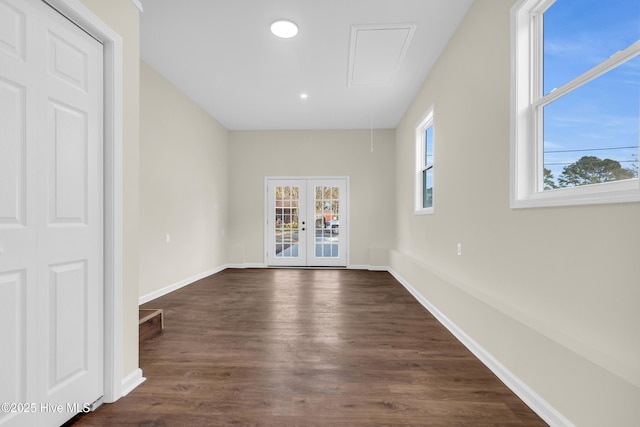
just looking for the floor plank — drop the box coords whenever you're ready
[69,268,547,426]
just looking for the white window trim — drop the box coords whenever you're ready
[415,107,435,215]
[510,0,640,208]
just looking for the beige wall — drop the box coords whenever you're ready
[392,0,640,425]
[139,61,229,298]
[228,130,395,267]
[78,0,141,383]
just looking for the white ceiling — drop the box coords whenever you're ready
[140,0,473,130]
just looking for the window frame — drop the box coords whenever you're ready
[510,0,640,208]
[415,107,435,215]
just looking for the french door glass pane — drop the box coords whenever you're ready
[314,185,339,258]
[274,185,300,257]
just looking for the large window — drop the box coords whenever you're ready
[415,108,434,214]
[511,0,640,207]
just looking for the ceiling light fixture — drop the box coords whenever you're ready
[271,19,298,38]
[300,93,308,99]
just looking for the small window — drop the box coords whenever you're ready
[415,108,434,214]
[511,0,640,208]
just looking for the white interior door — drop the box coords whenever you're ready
[266,178,348,267]
[0,0,104,425]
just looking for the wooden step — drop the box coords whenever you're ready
[139,308,163,342]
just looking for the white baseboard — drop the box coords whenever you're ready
[225,264,389,271]
[226,263,265,269]
[139,265,227,305]
[121,368,145,397]
[348,264,389,271]
[387,268,574,427]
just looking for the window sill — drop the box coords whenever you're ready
[414,207,435,215]
[511,179,640,209]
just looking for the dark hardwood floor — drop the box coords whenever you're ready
[70,268,546,426]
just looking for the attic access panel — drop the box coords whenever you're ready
[348,24,417,87]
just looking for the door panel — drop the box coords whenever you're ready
[39,1,104,423]
[48,260,88,390]
[267,180,306,266]
[48,101,89,224]
[0,79,25,226]
[0,0,103,425]
[267,178,348,267]
[47,31,89,91]
[0,270,26,413]
[307,180,347,267]
[0,0,25,61]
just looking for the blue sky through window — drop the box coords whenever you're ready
[542,0,640,186]
[425,125,433,166]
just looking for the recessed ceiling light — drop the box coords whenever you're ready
[300,93,308,99]
[271,19,298,39]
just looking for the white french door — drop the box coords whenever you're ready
[266,178,348,267]
[0,0,104,425]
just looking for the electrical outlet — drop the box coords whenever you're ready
[457,242,462,256]
[166,234,171,244]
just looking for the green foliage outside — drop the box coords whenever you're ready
[545,156,637,190]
